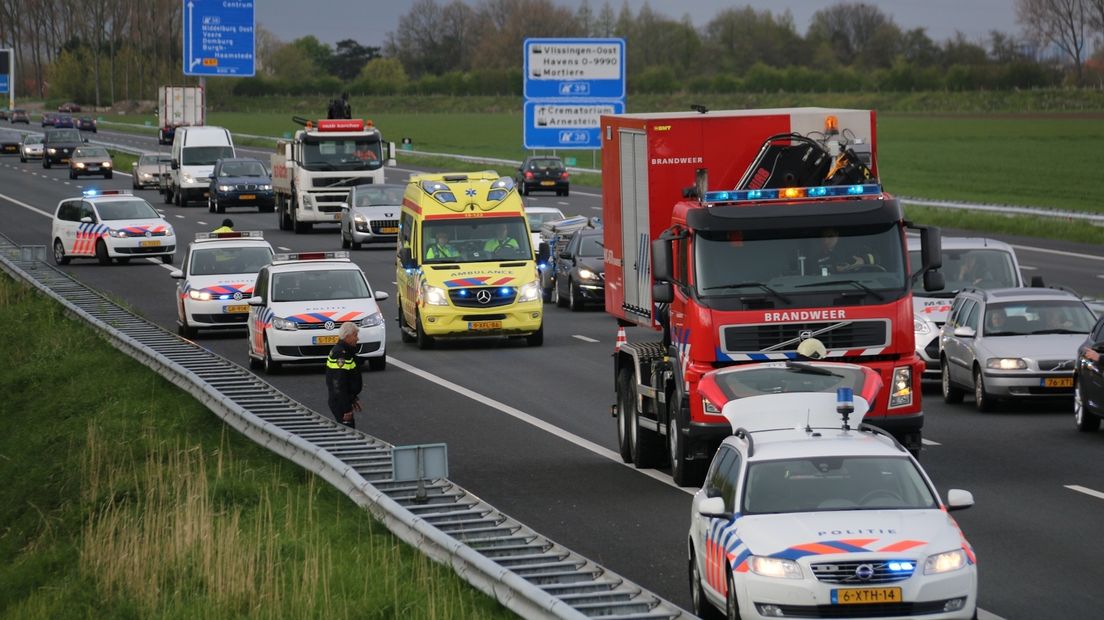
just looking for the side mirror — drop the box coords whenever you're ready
[246,296,264,307]
[373,290,390,301]
[169,269,184,279]
[651,238,674,282]
[697,496,732,519]
[952,326,976,338]
[171,160,179,170]
[207,175,215,181]
[923,270,945,292]
[652,282,673,303]
[559,251,571,260]
[83,138,89,143]
[338,202,349,211]
[1030,275,1045,287]
[386,142,397,167]
[131,162,137,169]
[398,247,415,270]
[919,225,942,271]
[80,216,93,223]
[536,242,550,264]
[945,489,974,512]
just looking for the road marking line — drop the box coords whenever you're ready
[921,438,941,446]
[1019,265,1037,270]
[1011,243,1104,262]
[590,206,601,211]
[1065,484,1104,500]
[978,610,1006,620]
[197,220,207,225]
[557,201,569,206]
[174,214,184,219]
[144,257,178,272]
[278,246,291,251]
[573,334,599,343]
[0,190,51,217]
[388,357,695,494]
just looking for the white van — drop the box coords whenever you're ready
[165,126,235,207]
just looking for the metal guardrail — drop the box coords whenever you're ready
[0,234,688,620]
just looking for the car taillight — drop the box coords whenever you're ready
[524,171,534,179]
[561,171,569,180]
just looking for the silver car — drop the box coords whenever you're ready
[939,287,1096,411]
[339,184,404,250]
[19,134,44,162]
[131,153,172,190]
[909,237,1024,380]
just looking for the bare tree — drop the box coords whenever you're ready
[1017,0,1089,83]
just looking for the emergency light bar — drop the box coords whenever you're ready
[82,189,132,197]
[704,183,882,205]
[274,251,350,262]
[194,231,264,241]
[316,119,365,132]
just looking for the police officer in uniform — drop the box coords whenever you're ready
[213,218,234,233]
[326,322,362,427]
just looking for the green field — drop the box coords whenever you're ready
[0,274,512,619]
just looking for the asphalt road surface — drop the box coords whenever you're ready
[2,124,1103,618]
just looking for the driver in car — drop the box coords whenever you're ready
[815,228,873,274]
[483,223,519,255]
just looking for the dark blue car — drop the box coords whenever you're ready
[207,158,275,214]
[53,114,76,129]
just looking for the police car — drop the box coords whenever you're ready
[246,251,388,373]
[170,231,275,338]
[51,190,176,265]
[689,361,977,619]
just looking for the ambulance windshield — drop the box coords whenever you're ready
[422,217,532,263]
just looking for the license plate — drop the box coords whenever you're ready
[87,166,99,171]
[139,240,161,247]
[2,146,15,152]
[313,335,339,345]
[469,320,502,330]
[540,180,555,186]
[1044,377,1073,388]
[224,304,249,314]
[239,194,255,200]
[380,226,398,234]
[832,587,902,605]
[60,158,70,163]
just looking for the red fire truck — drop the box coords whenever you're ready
[602,108,944,485]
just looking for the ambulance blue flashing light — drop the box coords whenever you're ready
[704,183,881,204]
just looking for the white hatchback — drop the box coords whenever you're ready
[688,362,977,619]
[51,190,176,265]
[170,231,274,338]
[246,251,388,373]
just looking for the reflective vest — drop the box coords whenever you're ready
[426,243,458,259]
[326,352,356,370]
[213,226,233,233]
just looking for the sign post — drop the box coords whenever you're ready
[523,38,625,153]
[0,49,13,111]
[182,0,256,77]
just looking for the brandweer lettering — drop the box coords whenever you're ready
[764,309,847,322]
[650,156,703,165]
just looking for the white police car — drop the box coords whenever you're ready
[170,231,274,338]
[51,189,176,265]
[246,251,388,373]
[689,361,977,619]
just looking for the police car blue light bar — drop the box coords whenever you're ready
[704,183,882,204]
[274,251,350,261]
[195,231,264,241]
[81,189,131,197]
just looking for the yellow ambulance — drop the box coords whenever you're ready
[396,172,547,348]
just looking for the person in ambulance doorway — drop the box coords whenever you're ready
[213,218,234,233]
[326,322,363,428]
[815,228,874,274]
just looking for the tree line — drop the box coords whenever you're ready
[2,0,1103,106]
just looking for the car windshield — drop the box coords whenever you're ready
[422,217,532,263]
[23,136,41,145]
[577,235,604,257]
[910,248,1019,295]
[526,209,566,232]
[95,199,160,221]
[138,155,160,165]
[302,137,382,171]
[218,160,267,177]
[272,269,371,302]
[353,185,404,207]
[189,246,273,276]
[695,224,906,305]
[743,456,937,514]
[983,300,1096,336]
[47,129,81,142]
[182,146,235,166]
[75,147,109,158]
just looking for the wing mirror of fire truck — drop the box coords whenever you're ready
[652,282,674,303]
[651,238,674,282]
[171,160,179,170]
[399,247,416,269]
[918,225,942,271]
[923,270,945,292]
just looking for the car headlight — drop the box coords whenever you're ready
[301,194,313,207]
[260,184,272,191]
[421,283,449,306]
[183,173,194,183]
[47,148,57,154]
[102,161,112,167]
[188,289,212,301]
[358,311,384,328]
[924,549,967,575]
[141,173,153,179]
[74,162,85,168]
[353,214,368,224]
[218,184,233,192]
[518,279,541,302]
[748,556,803,579]
[108,229,128,238]
[272,317,299,331]
[889,365,913,408]
[986,357,1026,370]
[914,318,930,334]
[577,268,599,281]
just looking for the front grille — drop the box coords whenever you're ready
[235,184,260,191]
[449,286,517,308]
[292,322,333,330]
[276,341,381,357]
[116,245,175,255]
[811,560,915,585]
[1038,359,1075,372]
[370,219,398,234]
[461,314,507,321]
[721,320,889,353]
[192,313,249,324]
[772,600,955,618]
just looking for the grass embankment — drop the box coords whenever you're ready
[0,274,512,619]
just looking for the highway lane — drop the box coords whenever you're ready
[4,133,1104,617]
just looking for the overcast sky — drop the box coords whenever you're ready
[260,0,1022,48]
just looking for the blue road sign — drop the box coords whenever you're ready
[524,38,625,100]
[0,49,10,95]
[524,100,625,150]
[182,0,255,77]
[0,75,8,95]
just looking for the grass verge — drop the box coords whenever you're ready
[0,273,513,619]
[903,205,1104,245]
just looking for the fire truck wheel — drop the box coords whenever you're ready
[616,368,633,463]
[630,393,662,469]
[669,395,707,487]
